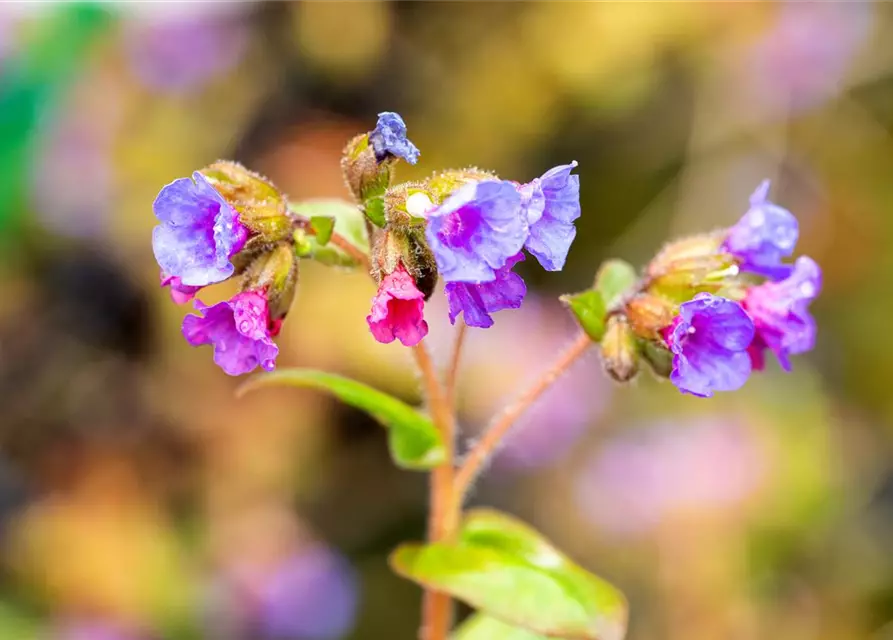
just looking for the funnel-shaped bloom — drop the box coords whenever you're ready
[520,161,581,271]
[664,293,755,397]
[182,290,278,375]
[743,256,821,370]
[445,253,527,328]
[367,264,429,347]
[152,171,249,286]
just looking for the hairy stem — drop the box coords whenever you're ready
[453,332,591,502]
[412,342,458,640]
[445,322,468,409]
[330,232,372,271]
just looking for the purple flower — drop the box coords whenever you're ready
[519,161,581,271]
[723,180,798,280]
[182,290,278,376]
[743,255,821,371]
[369,111,420,165]
[426,180,528,283]
[663,293,755,397]
[160,272,202,305]
[445,253,526,328]
[152,171,249,287]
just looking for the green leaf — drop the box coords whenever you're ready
[453,614,548,640]
[391,509,628,640]
[289,200,370,266]
[239,369,445,470]
[364,195,387,228]
[594,259,638,308]
[561,289,607,343]
[309,216,335,245]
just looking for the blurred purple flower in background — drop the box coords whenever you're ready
[122,4,249,94]
[210,545,359,640]
[51,619,146,640]
[739,0,873,114]
[576,418,766,537]
[455,296,610,471]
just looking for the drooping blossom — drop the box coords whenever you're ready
[723,180,798,280]
[369,111,420,165]
[367,264,429,347]
[742,255,821,371]
[576,418,766,537]
[445,253,527,328]
[519,161,581,271]
[663,293,755,397]
[152,171,249,287]
[426,180,528,283]
[160,272,201,304]
[182,290,278,376]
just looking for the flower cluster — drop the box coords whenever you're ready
[589,180,821,397]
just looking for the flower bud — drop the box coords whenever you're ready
[646,232,726,277]
[372,226,437,300]
[601,316,639,383]
[425,167,497,203]
[200,161,291,242]
[383,182,436,227]
[647,253,740,302]
[239,243,299,327]
[625,293,677,341]
[641,340,673,378]
[341,133,393,214]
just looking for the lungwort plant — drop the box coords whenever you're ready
[151,112,820,640]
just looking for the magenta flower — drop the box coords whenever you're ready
[152,171,249,287]
[723,180,798,280]
[160,272,201,305]
[663,293,755,397]
[369,111,420,165]
[426,180,528,284]
[445,253,527,328]
[182,290,278,376]
[520,161,581,271]
[743,256,821,371]
[367,264,429,347]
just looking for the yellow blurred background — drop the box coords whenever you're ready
[0,2,889,639]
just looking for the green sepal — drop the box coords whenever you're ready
[390,509,628,640]
[594,259,638,309]
[239,369,445,470]
[309,216,335,245]
[561,289,607,343]
[364,196,387,228]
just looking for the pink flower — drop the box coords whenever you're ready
[160,272,202,304]
[366,264,428,347]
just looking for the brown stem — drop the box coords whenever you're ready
[330,232,372,271]
[453,332,591,502]
[412,342,458,640]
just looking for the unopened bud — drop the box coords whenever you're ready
[372,226,438,300]
[341,134,393,217]
[647,253,739,302]
[625,294,676,341]
[200,161,291,242]
[240,243,299,323]
[601,316,639,383]
[384,183,436,227]
[641,340,673,379]
[646,232,726,278]
[425,168,497,202]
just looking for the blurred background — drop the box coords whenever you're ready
[0,1,889,639]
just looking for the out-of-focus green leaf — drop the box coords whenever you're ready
[0,601,38,640]
[595,259,638,308]
[0,4,113,239]
[561,289,607,343]
[391,509,628,640]
[309,215,336,245]
[453,614,548,639]
[239,369,445,470]
[289,199,369,250]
